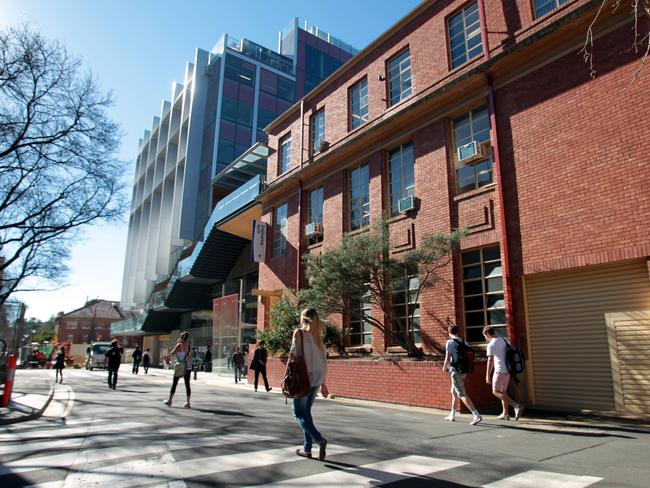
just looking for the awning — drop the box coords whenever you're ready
[212,142,270,190]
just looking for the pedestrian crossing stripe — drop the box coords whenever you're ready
[0,421,147,442]
[252,455,468,487]
[482,470,602,487]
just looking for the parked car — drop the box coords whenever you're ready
[85,342,111,370]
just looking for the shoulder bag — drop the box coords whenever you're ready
[281,330,311,399]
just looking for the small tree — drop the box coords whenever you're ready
[302,217,464,357]
[257,290,343,356]
[0,26,127,307]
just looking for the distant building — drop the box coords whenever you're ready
[56,299,137,365]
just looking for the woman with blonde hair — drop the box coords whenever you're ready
[163,331,192,408]
[290,308,329,461]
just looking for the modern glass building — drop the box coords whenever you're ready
[117,19,355,368]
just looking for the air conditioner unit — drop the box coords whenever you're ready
[457,140,487,163]
[315,140,330,153]
[397,195,415,213]
[305,222,323,238]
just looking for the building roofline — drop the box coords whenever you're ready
[265,0,435,132]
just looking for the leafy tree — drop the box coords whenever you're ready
[301,217,465,357]
[257,290,343,357]
[582,1,650,81]
[0,26,127,307]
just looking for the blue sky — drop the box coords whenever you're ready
[3,0,422,321]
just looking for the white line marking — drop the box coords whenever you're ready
[482,470,603,488]
[0,421,148,441]
[253,455,467,487]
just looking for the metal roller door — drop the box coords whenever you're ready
[525,259,650,412]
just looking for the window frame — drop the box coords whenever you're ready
[452,104,492,194]
[348,164,370,231]
[461,245,506,344]
[348,293,372,346]
[447,1,484,70]
[532,0,567,19]
[386,48,412,107]
[387,142,415,217]
[349,77,369,130]
[278,133,292,175]
[272,203,288,257]
[391,268,421,345]
[306,186,324,245]
[310,108,326,156]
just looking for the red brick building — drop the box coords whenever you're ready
[257,0,650,414]
[56,299,138,365]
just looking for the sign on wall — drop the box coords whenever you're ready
[251,220,267,262]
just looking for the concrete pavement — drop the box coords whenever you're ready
[3,364,650,432]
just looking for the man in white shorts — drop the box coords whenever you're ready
[483,325,524,420]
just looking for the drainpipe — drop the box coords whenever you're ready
[296,100,305,290]
[478,3,516,344]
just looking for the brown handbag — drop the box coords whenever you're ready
[281,330,312,399]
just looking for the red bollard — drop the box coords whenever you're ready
[1,354,17,408]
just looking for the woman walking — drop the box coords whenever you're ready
[291,308,329,461]
[54,347,65,383]
[163,331,193,408]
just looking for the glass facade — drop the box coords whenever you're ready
[388,142,415,216]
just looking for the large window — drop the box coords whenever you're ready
[273,204,288,257]
[462,245,505,343]
[448,2,483,69]
[453,105,492,193]
[310,109,326,155]
[349,78,369,129]
[392,270,421,344]
[349,164,370,231]
[279,134,291,175]
[387,50,412,106]
[388,142,415,216]
[349,294,372,346]
[533,0,567,18]
[306,187,324,245]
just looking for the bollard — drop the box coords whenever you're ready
[193,366,197,381]
[1,354,17,408]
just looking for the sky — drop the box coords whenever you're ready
[2,0,423,321]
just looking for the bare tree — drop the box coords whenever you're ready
[582,0,650,81]
[0,26,127,307]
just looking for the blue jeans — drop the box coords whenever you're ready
[292,386,323,452]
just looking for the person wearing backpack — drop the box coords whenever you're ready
[483,326,524,420]
[442,325,482,425]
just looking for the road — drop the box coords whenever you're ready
[1,368,649,487]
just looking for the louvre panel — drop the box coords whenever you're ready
[526,259,650,412]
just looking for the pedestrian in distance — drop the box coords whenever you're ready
[142,348,151,374]
[54,347,65,383]
[250,340,272,392]
[291,308,329,461]
[163,331,192,408]
[442,325,482,425]
[232,346,244,383]
[203,345,212,372]
[104,339,123,390]
[483,326,524,420]
[132,345,142,374]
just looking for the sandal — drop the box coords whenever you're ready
[296,449,312,459]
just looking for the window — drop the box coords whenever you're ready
[453,105,492,193]
[392,269,420,344]
[273,204,288,257]
[533,0,567,18]
[448,2,483,69]
[387,50,412,106]
[349,164,370,231]
[349,78,369,129]
[462,245,505,343]
[279,135,291,174]
[388,142,415,216]
[306,187,324,245]
[310,109,325,154]
[349,294,372,346]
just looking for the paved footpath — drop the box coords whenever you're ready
[2,367,650,487]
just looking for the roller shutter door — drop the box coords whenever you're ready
[526,259,650,412]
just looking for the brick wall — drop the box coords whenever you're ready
[248,356,497,410]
